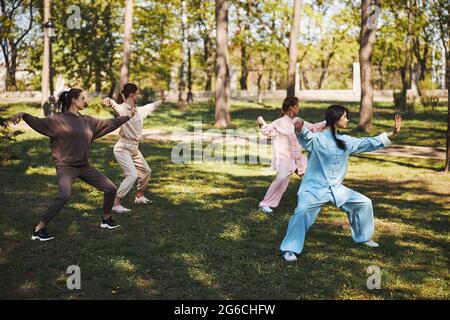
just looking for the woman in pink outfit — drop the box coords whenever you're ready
[257,96,326,213]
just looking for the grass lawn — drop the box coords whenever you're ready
[0,99,448,299]
[1,98,448,148]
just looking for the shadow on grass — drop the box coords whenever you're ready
[0,136,448,299]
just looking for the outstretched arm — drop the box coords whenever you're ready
[139,90,166,118]
[90,109,135,140]
[11,112,55,137]
[257,116,277,136]
[348,114,402,154]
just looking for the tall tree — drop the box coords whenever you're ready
[41,0,49,111]
[214,0,231,128]
[119,0,134,93]
[178,0,188,108]
[430,0,449,171]
[0,0,34,91]
[399,0,413,111]
[357,0,379,132]
[234,0,252,91]
[192,0,215,91]
[287,0,301,96]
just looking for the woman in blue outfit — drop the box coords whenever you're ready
[280,105,402,262]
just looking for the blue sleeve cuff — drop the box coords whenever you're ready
[378,132,391,147]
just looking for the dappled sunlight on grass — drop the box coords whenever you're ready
[111,257,137,273]
[1,118,449,299]
[219,223,247,241]
[25,166,55,176]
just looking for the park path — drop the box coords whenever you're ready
[9,122,446,160]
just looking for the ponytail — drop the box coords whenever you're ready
[118,83,138,104]
[330,123,346,150]
[57,88,83,113]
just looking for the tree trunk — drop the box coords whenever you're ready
[187,45,194,103]
[378,61,384,89]
[203,37,212,91]
[301,69,311,90]
[287,0,302,96]
[7,41,17,90]
[357,0,379,132]
[238,2,250,91]
[317,51,335,89]
[240,44,248,91]
[444,49,450,172]
[257,70,263,104]
[214,0,231,128]
[178,0,188,108]
[41,0,50,113]
[400,0,413,112]
[119,0,134,95]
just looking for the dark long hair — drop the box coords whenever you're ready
[325,104,349,150]
[281,96,299,116]
[57,88,83,113]
[117,83,138,104]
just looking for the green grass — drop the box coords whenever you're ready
[0,98,448,299]
[0,128,449,299]
[1,98,448,147]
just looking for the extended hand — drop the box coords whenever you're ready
[294,118,304,132]
[393,114,402,134]
[10,112,25,125]
[257,116,267,126]
[103,97,113,108]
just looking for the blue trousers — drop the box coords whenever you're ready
[280,188,374,254]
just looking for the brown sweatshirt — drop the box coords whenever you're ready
[23,112,130,168]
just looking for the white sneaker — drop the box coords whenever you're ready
[259,206,273,213]
[111,204,131,214]
[363,240,380,248]
[135,196,152,204]
[283,251,298,262]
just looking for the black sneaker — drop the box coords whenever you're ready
[31,228,54,241]
[100,217,120,229]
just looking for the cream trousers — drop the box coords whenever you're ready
[113,139,151,199]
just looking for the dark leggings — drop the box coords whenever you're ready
[41,165,117,224]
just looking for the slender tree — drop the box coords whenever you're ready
[287,0,301,96]
[214,0,231,128]
[357,0,380,132]
[430,0,449,171]
[399,0,413,112]
[119,0,134,93]
[178,0,188,108]
[41,0,50,111]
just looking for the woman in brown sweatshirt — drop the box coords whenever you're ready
[10,88,134,241]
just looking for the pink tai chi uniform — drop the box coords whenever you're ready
[259,115,326,208]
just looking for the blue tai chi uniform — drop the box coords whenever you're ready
[279,127,391,255]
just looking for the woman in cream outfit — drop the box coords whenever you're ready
[103,83,165,213]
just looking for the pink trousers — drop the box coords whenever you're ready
[259,165,297,208]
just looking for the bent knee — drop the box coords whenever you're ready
[105,183,117,194]
[126,172,139,182]
[57,193,71,202]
